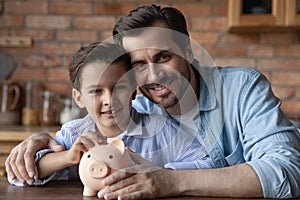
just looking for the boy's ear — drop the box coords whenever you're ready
[72,88,85,108]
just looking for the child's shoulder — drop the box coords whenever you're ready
[59,114,94,134]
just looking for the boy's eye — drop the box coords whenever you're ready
[89,89,102,94]
[115,85,127,90]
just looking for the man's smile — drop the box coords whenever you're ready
[144,83,172,96]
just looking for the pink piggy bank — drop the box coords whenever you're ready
[79,139,133,196]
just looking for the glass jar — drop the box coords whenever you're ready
[38,90,58,126]
[59,98,81,124]
[22,80,41,126]
[59,98,73,124]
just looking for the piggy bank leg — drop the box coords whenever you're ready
[83,187,97,196]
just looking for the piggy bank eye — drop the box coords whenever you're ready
[87,154,91,158]
[109,155,113,159]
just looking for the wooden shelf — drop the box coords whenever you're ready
[286,0,300,26]
[0,36,33,47]
[228,0,300,32]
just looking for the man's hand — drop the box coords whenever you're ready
[97,152,179,200]
[5,132,64,184]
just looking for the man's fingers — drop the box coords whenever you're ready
[102,170,133,186]
[48,138,65,152]
[16,149,35,183]
[99,176,135,199]
[117,191,145,200]
[24,151,36,178]
[5,153,16,180]
[99,175,149,200]
[50,145,65,152]
[9,151,26,183]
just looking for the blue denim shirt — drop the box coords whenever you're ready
[132,65,300,198]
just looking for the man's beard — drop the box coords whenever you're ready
[139,70,191,110]
[142,89,179,109]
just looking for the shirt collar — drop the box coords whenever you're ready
[193,62,217,111]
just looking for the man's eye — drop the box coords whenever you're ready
[158,54,170,62]
[133,63,147,71]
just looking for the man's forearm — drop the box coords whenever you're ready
[176,163,263,197]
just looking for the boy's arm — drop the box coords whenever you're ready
[37,150,77,179]
[37,135,87,179]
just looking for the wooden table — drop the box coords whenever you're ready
[0,177,266,200]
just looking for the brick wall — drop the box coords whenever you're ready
[1,0,300,119]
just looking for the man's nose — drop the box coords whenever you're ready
[148,63,163,82]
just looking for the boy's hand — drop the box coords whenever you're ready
[67,131,107,164]
[5,132,64,184]
[81,130,107,148]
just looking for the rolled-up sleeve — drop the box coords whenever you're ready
[241,72,300,198]
[247,130,300,198]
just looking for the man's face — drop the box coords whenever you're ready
[122,27,192,110]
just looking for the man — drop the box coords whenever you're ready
[6,4,300,199]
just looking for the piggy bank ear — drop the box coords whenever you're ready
[109,139,125,154]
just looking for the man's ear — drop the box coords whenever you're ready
[72,88,85,108]
[131,89,137,100]
[185,45,194,63]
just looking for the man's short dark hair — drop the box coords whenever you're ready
[113,4,190,51]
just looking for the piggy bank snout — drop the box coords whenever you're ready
[88,161,108,178]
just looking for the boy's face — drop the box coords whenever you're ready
[122,26,193,113]
[73,61,133,137]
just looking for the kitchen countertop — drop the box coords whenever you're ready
[0,125,59,141]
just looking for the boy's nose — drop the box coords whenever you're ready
[103,92,112,106]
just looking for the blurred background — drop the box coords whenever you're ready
[0,0,300,125]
